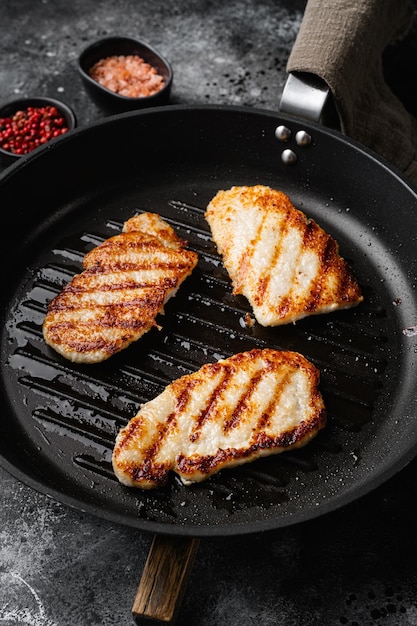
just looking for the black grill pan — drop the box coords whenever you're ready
[1,105,417,538]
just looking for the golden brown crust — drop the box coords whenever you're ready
[42,213,198,363]
[112,348,327,489]
[205,185,363,326]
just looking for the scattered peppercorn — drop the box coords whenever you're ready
[0,105,69,155]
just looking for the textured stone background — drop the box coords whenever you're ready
[0,0,306,127]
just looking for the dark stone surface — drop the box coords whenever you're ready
[2,1,417,625]
[0,0,307,127]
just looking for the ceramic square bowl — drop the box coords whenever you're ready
[78,36,173,114]
[0,96,76,167]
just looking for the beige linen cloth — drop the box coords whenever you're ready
[286,0,417,185]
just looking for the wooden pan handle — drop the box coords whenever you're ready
[132,534,200,625]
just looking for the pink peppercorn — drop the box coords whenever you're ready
[0,105,69,155]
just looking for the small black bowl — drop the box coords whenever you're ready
[78,36,173,114]
[0,96,76,167]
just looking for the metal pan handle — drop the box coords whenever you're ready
[279,71,340,129]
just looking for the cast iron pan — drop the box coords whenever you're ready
[1,104,417,538]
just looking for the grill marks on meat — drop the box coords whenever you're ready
[42,213,198,363]
[112,349,326,489]
[205,185,363,326]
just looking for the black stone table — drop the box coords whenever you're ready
[2,1,417,624]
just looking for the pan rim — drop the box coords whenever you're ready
[1,103,417,537]
[1,102,416,193]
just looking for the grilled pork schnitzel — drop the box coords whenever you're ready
[205,185,363,326]
[43,213,198,363]
[112,348,326,489]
